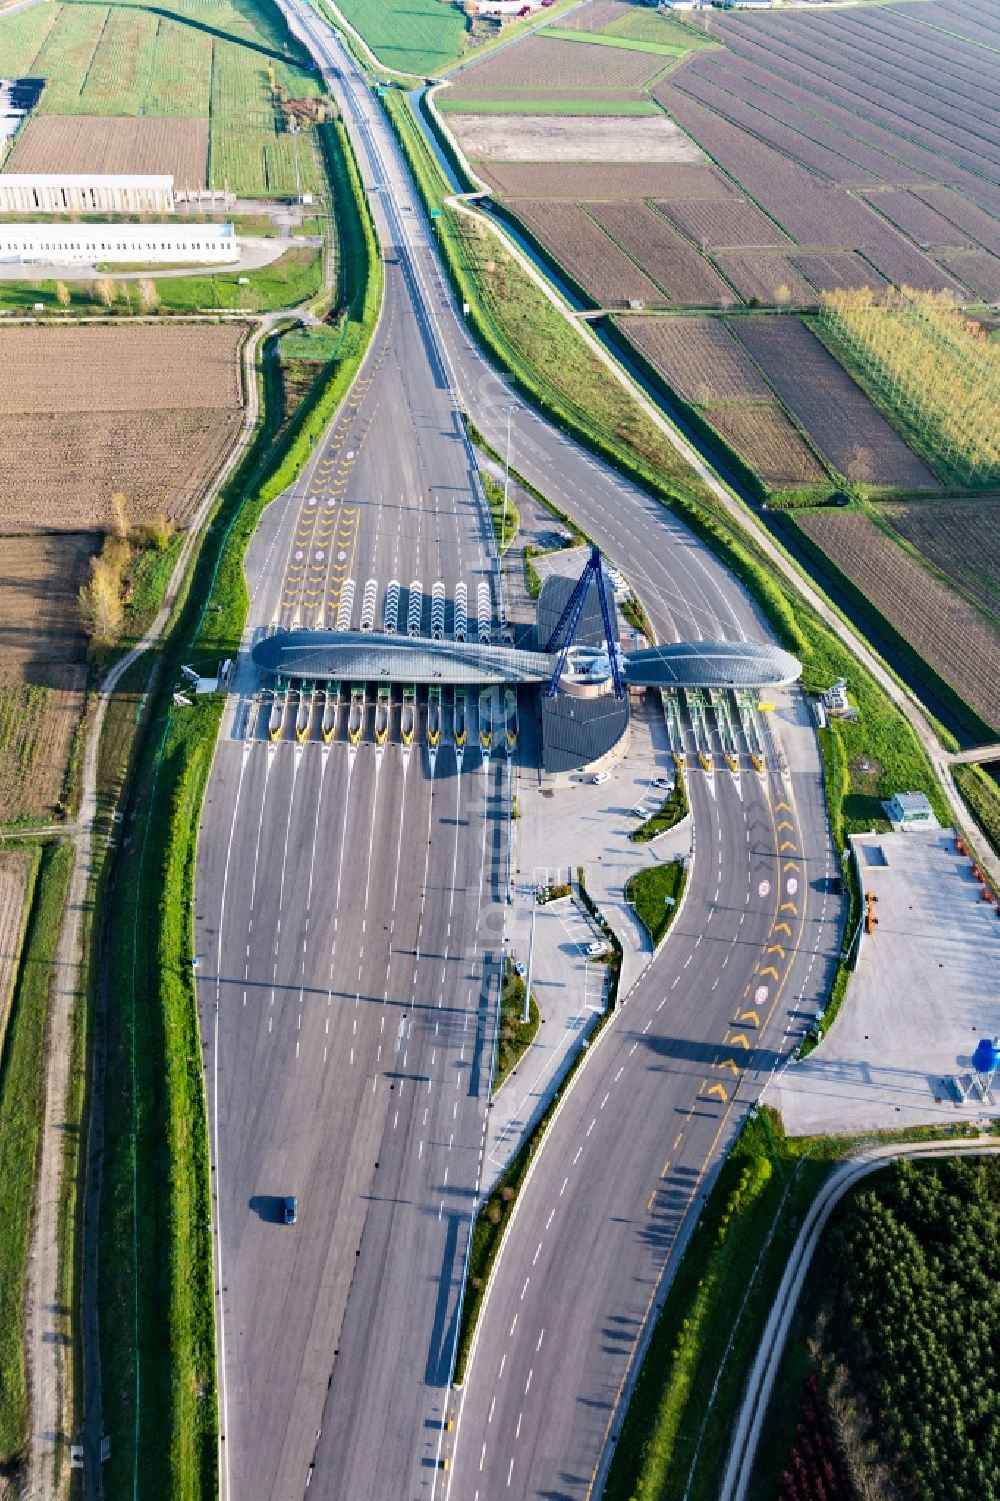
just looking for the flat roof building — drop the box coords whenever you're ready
[0,221,238,264]
[886,791,936,828]
[0,172,175,214]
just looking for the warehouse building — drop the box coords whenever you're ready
[0,172,175,214]
[0,221,238,264]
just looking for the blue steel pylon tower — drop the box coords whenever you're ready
[543,547,625,699]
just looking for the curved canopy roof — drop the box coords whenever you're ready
[251,630,801,689]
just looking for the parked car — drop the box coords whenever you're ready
[586,940,607,957]
[283,1195,297,1225]
[653,776,672,790]
[592,770,610,785]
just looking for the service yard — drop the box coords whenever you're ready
[768,830,1000,1134]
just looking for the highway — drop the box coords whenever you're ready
[194,6,844,1500]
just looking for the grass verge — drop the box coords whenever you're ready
[624,859,686,947]
[602,1110,981,1501]
[0,842,73,1473]
[954,760,1000,861]
[631,770,687,844]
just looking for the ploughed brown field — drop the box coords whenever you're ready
[0,322,248,822]
[5,114,208,185]
[795,509,1000,732]
[618,315,772,402]
[0,323,248,532]
[0,533,93,823]
[0,848,36,1039]
[705,402,827,489]
[446,32,669,97]
[877,498,1000,623]
[474,161,735,202]
[507,199,664,306]
[713,253,816,306]
[730,318,939,488]
[588,200,736,305]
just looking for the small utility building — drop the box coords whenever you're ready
[887,791,935,828]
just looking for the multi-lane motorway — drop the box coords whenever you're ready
[194,6,843,1499]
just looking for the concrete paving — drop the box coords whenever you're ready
[768,828,1000,1135]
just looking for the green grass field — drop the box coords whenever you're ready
[334,0,468,75]
[541,24,693,57]
[436,94,661,115]
[602,9,720,49]
[0,0,323,196]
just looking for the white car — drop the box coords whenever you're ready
[632,805,649,818]
[592,770,610,785]
[586,940,607,957]
[653,776,673,790]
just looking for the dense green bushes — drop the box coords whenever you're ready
[827,1156,999,1499]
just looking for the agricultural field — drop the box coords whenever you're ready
[795,509,1000,731]
[0,324,247,531]
[731,318,939,489]
[504,199,664,307]
[0,324,248,821]
[447,113,700,163]
[446,32,670,100]
[618,315,772,402]
[876,498,1000,624]
[0,0,323,197]
[589,200,736,305]
[475,160,733,200]
[5,115,208,184]
[713,253,815,306]
[705,403,827,490]
[657,197,789,252]
[0,847,39,1043]
[818,290,1000,487]
[0,534,93,824]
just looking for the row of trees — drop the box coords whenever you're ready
[819,287,1000,486]
[51,278,160,313]
[78,492,173,644]
[827,1156,999,1500]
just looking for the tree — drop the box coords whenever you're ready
[79,557,123,642]
[137,278,159,313]
[55,280,70,308]
[109,491,130,540]
[94,278,115,308]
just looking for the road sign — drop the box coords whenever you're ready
[758,878,770,898]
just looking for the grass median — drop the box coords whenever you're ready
[631,771,688,845]
[625,860,686,948]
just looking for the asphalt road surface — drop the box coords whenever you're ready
[192,7,844,1501]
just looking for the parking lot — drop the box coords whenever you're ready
[768,828,1000,1135]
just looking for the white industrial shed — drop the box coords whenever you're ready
[0,173,175,213]
[0,221,238,264]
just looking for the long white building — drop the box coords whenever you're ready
[0,173,175,214]
[0,221,238,265]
